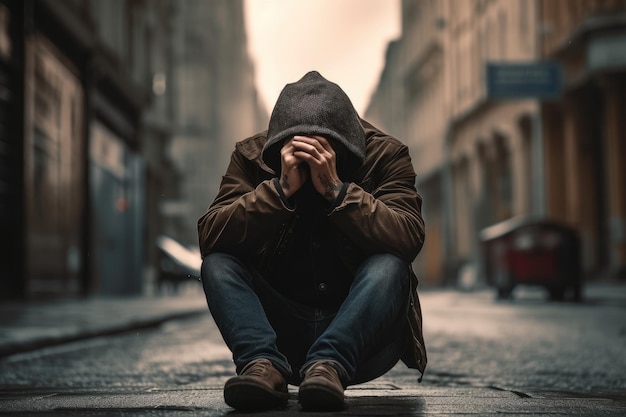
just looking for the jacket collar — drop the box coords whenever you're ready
[236,131,275,174]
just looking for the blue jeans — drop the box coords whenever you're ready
[201,252,410,386]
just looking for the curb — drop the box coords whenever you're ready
[0,309,207,359]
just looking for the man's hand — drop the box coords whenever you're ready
[292,136,343,202]
[279,138,308,198]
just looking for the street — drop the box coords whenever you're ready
[0,285,625,415]
[398,286,626,392]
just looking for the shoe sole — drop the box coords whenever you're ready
[299,383,345,411]
[224,379,289,411]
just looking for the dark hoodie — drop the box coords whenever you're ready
[262,71,366,181]
[260,71,366,308]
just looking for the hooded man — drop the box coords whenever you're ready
[198,71,426,411]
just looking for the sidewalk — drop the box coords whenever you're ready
[2,282,624,359]
[1,283,625,416]
[0,286,208,358]
[2,385,624,416]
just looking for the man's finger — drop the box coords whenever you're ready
[292,141,323,160]
[317,138,335,156]
[295,139,333,158]
[280,138,294,153]
[293,136,324,151]
[311,135,330,147]
[295,135,335,157]
[293,150,320,165]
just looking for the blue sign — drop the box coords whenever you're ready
[486,62,562,100]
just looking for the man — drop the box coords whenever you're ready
[198,71,426,411]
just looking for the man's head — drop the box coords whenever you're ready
[262,71,365,176]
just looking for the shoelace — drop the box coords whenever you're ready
[242,360,270,377]
[307,364,338,381]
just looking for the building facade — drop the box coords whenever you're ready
[366,0,626,286]
[366,1,454,286]
[0,0,264,299]
[540,0,626,279]
[163,0,267,247]
[444,0,540,286]
[0,0,174,298]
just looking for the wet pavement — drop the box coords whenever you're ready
[2,386,624,416]
[0,288,208,357]
[0,282,625,416]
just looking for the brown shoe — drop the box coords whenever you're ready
[298,361,346,410]
[223,358,289,410]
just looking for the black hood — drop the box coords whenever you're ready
[262,71,366,173]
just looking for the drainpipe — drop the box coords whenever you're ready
[532,0,546,218]
[443,124,456,286]
[531,106,545,217]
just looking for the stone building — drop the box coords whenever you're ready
[366,0,626,286]
[540,0,626,280]
[0,0,178,298]
[0,0,264,299]
[163,0,268,247]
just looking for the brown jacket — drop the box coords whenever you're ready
[197,120,427,379]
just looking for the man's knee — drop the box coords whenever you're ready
[358,254,410,293]
[360,253,409,276]
[201,252,231,278]
[201,252,252,287]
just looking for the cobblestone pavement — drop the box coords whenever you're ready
[0,282,625,415]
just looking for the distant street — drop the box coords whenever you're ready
[0,285,625,415]
[394,286,626,393]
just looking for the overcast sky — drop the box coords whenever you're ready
[244,0,401,115]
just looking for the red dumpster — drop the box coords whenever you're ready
[480,217,582,301]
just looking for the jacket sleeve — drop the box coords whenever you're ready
[328,141,425,263]
[197,149,294,258]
